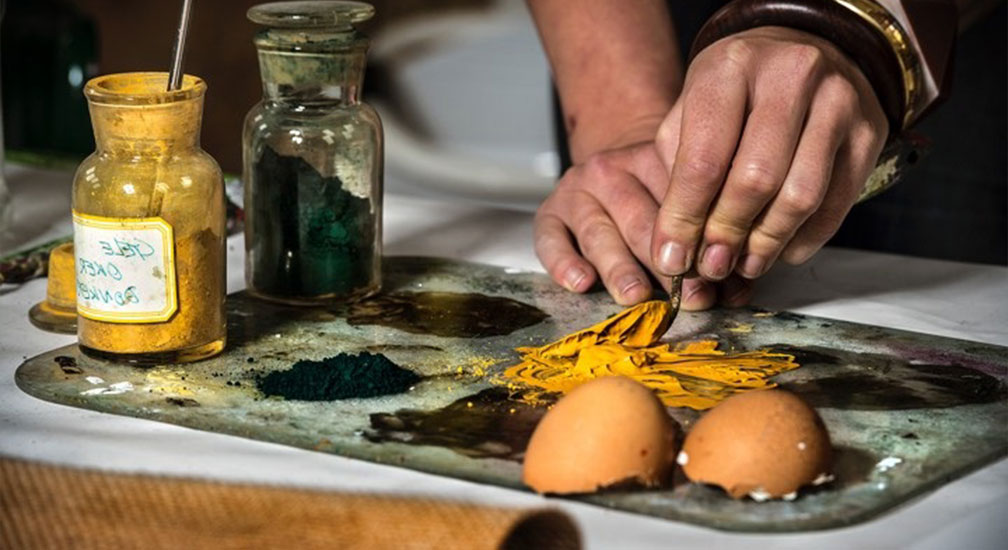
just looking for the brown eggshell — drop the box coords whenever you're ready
[679,389,832,499]
[522,376,678,494]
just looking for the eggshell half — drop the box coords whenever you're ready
[522,376,678,494]
[680,389,832,499]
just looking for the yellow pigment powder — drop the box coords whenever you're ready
[497,300,798,410]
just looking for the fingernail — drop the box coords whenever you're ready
[617,276,644,299]
[700,244,732,279]
[682,279,713,310]
[739,254,765,278]
[684,281,705,302]
[657,241,687,275]
[564,267,587,291]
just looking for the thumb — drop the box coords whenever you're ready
[654,101,684,180]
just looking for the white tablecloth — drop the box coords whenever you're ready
[1,164,1005,549]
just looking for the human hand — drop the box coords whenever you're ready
[534,141,756,309]
[651,26,889,281]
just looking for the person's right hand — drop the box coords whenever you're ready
[650,27,888,283]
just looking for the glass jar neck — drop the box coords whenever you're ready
[85,73,204,155]
[90,101,202,154]
[255,29,368,106]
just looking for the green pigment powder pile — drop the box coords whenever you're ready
[257,352,420,401]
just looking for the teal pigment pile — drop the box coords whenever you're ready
[257,352,420,400]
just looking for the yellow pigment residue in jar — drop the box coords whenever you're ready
[498,301,798,410]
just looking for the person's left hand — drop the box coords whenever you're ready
[650,26,889,282]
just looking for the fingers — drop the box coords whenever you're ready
[697,80,809,280]
[681,276,716,311]
[680,275,754,311]
[652,50,749,277]
[534,210,597,293]
[737,76,851,278]
[568,191,654,305]
[584,152,680,293]
[781,122,884,264]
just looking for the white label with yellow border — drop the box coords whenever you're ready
[72,212,178,323]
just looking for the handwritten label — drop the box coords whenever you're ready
[73,212,177,323]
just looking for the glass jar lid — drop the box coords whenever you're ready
[247,1,374,30]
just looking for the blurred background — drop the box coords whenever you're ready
[1,0,1004,262]
[0,0,559,207]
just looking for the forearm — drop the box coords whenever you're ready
[526,0,683,162]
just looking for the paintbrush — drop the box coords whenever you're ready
[667,273,683,325]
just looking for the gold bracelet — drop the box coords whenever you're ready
[834,0,923,129]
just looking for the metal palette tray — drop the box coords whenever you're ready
[15,257,1008,531]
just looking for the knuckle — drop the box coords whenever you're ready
[625,216,654,250]
[663,208,707,230]
[824,75,859,108]
[601,263,634,286]
[778,183,824,218]
[582,153,619,182]
[549,257,583,279]
[707,216,749,240]
[655,122,678,155]
[791,43,826,75]
[533,209,560,230]
[751,223,791,248]
[554,173,574,191]
[779,246,811,265]
[677,153,729,187]
[577,214,617,249]
[734,162,781,198]
[720,38,754,69]
[852,118,885,148]
[553,170,582,194]
[533,226,565,251]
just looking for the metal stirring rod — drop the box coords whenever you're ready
[167,0,194,91]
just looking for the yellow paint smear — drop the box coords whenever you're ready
[726,322,755,333]
[498,300,798,410]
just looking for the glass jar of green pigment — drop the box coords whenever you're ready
[243,1,382,305]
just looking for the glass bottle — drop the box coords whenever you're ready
[72,73,226,364]
[244,1,383,305]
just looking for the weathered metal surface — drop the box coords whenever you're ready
[15,256,1008,531]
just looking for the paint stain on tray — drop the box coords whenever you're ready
[343,291,548,338]
[779,347,1007,410]
[366,387,543,460]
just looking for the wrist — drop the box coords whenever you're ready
[568,111,668,163]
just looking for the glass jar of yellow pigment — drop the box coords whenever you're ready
[72,73,226,364]
[243,1,383,305]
